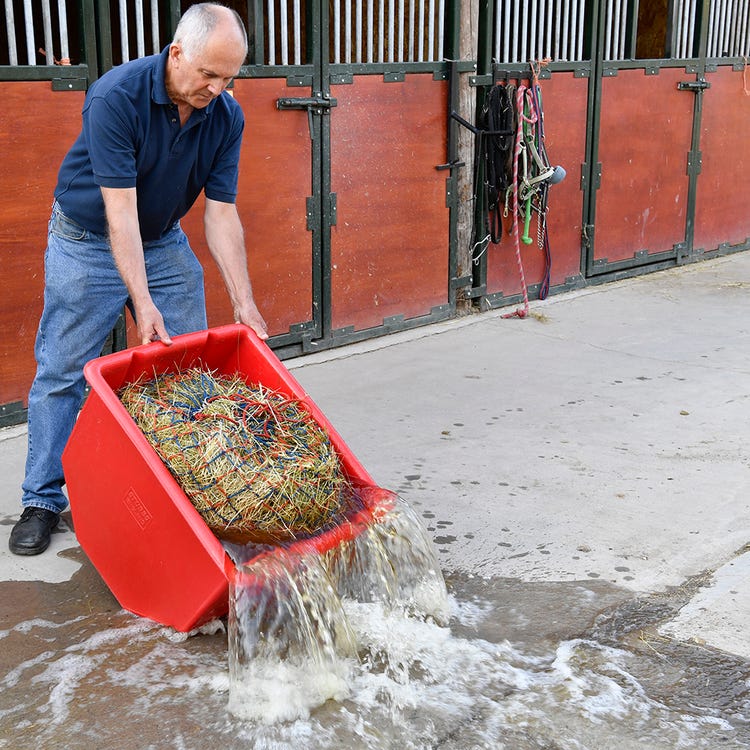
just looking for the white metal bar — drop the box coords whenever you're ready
[437,0,444,60]
[678,0,687,57]
[427,0,434,61]
[149,0,161,55]
[717,0,729,56]
[57,0,70,62]
[279,0,288,65]
[569,0,578,61]
[366,0,373,63]
[720,0,731,55]
[23,0,35,64]
[150,0,160,54]
[554,0,562,59]
[712,0,723,56]
[408,0,414,60]
[294,0,301,64]
[686,0,696,57]
[334,0,341,63]
[418,0,425,61]
[345,0,352,63]
[603,0,613,59]
[135,0,145,58]
[612,0,621,59]
[705,0,716,55]
[356,0,362,62]
[5,0,18,65]
[536,0,545,60]
[520,0,528,61]
[530,0,538,61]
[728,0,739,54]
[562,0,570,60]
[682,0,692,56]
[544,0,553,59]
[740,0,750,54]
[619,0,627,58]
[398,0,404,61]
[267,0,276,65]
[41,0,54,63]
[577,0,585,60]
[388,0,395,61]
[119,0,129,62]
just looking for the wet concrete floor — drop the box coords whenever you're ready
[2,539,749,749]
[3,253,750,747]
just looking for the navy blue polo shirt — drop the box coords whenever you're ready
[54,46,244,242]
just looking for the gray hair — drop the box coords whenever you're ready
[173,3,248,62]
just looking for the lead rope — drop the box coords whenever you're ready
[502,84,534,319]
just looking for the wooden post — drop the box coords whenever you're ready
[455,0,480,312]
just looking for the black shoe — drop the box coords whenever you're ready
[9,507,60,556]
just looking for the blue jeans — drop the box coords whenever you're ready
[21,202,208,513]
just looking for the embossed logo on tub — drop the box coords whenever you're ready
[124,488,153,529]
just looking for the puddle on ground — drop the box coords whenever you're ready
[1,546,749,750]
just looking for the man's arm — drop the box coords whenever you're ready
[101,187,173,345]
[203,197,268,339]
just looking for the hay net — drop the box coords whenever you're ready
[118,367,352,544]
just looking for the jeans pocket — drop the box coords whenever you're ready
[49,207,88,241]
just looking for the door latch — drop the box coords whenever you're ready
[276,94,338,139]
[677,78,711,92]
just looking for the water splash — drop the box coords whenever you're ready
[225,488,449,722]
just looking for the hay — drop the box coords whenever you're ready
[118,368,351,544]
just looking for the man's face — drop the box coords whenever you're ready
[167,29,246,109]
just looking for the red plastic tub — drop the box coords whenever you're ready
[62,324,381,632]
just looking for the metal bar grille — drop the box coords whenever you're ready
[495,0,588,62]
[706,0,750,55]
[670,0,698,57]
[330,0,446,62]
[602,0,629,59]
[3,0,72,65]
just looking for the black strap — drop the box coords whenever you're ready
[479,84,515,244]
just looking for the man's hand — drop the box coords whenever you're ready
[234,298,268,340]
[134,299,173,346]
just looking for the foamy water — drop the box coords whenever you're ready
[1,592,748,749]
[1,493,748,749]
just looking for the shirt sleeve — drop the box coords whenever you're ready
[83,93,139,189]
[203,96,245,204]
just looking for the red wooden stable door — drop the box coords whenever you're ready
[329,75,451,333]
[588,67,695,274]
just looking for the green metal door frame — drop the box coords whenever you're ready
[679,0,711,264]
[582,0,713,278]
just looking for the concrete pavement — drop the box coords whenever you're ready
[2,251,750,658]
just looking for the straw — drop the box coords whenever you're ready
[118,368,351,544]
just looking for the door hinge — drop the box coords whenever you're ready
[687,150,703,176]
[306,196,316,232]
[581,163,601,192]
[329,193,337,226]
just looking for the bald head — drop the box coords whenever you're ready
[173,3,248,63]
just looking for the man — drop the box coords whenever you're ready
[9,3,267,556]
